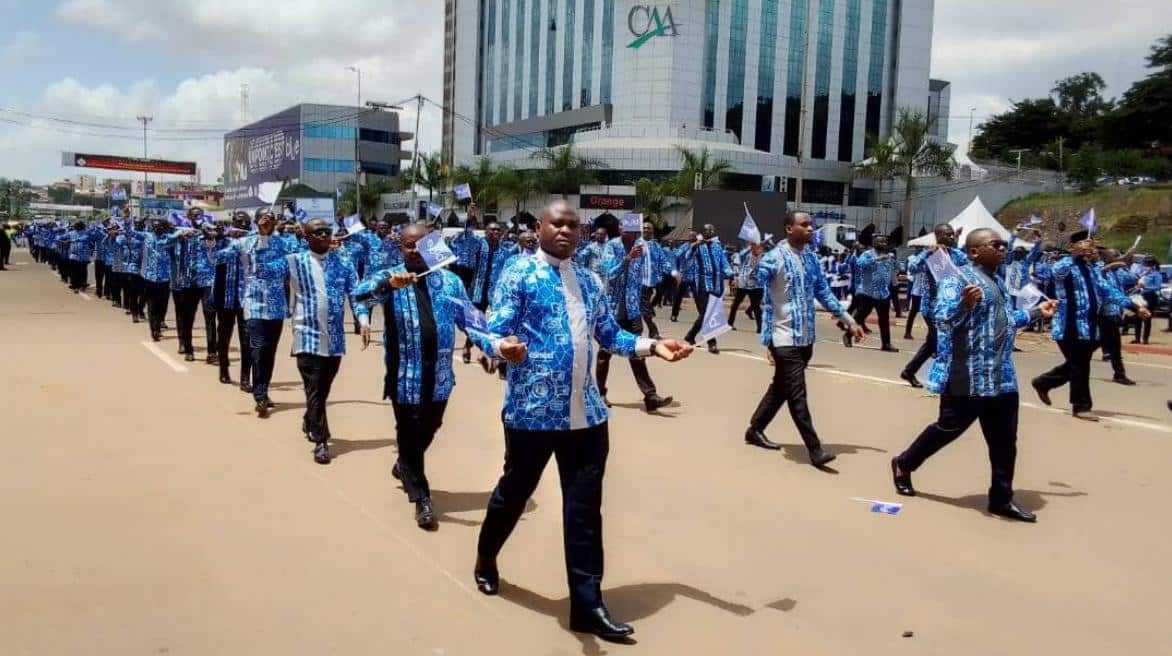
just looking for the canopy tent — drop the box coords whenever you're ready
[907,196,1016,247]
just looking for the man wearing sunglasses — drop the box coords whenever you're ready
[1032,233,1150,421]
[285,218,368,465]
[892,228,1058,522]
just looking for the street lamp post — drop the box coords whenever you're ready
[967,106,977,155]
[137,115,153,195]
[346,66,362,217]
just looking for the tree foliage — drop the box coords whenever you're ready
[533,144,607,197]
[672,145,731,198]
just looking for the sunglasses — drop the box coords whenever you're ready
[307,228,332,238]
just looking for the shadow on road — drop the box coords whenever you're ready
[498,581,757,655]
[916,487,1088,517]
[779,443,887,467]
[419,489,537,528]
[328,437,395,458]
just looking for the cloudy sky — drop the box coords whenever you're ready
[1,0,1170,185]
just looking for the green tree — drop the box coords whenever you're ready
[533,143,606,197]
[672,145,731,198]
[338,177,402,220]
[451,156,500,208]
[852,138,899,205]
[1066,144,1104,192]
[889,109,956,241]
[635,177,682,230]
[1102,34,1172,149]
[0,178,34,218]
[411,152,448,203]
[493,166,541,220]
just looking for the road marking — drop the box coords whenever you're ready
[724,351,1171,434]
[1127,360,1172,372]
[77,292,92,301]
[140,340,188,373]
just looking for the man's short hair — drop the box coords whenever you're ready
[964,227,997,249]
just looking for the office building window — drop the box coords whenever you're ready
[581,0,594,107]
[545,0,556,115]
[725,0,748,141]
[701,0,719,128]
[810,0,834,160]
[359,128,393,144]
[499,0,511,124]
[514,0,525,120]
[304,158,356,173]
[600,0,614,104]
[837,0,862,161]
[562,0,576,111]
[303,125,357,140]
[865,0,888,141]
[754,0,779,151]
[360,162,396,176]
[529,0,541,117]
[783,0,808,156]
[484,0,497,127]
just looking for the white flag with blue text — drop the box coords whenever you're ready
[418,229,458,273]
[926,249,962,283]
[1079,208,1097,234]
[738,203,761,244]
[699,293,732,342]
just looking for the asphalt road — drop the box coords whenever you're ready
[3,251,1170,656]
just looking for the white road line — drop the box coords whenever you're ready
[724,351,1171,434]
[140,340,189,373]
[1127,360,1172,372]
[77,292,92,301]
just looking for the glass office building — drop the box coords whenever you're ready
[443,0,938,204]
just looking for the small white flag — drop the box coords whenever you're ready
[926,249,962,283]
[1010,282,1048,309]
[699,293,732,342]
[738,203,761,244]
[1131,234,1142,250]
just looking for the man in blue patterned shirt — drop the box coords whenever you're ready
[899,224,970,388]
[574,226,609,277]
[847,236,899,352]
[285,218,368,465]
[670,231,698,321]
[169,208,216,362]
[473,201,693,642]
[595,221,674,413]
[213,212,253,390]
[1031,235,1148,421]
[892,228,1057,522]
[728,243,766,333]
[744,212,863,466]
[460,220,518,364]
[683,224,733,353]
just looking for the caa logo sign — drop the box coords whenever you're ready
[627,5,679,49]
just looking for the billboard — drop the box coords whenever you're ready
[294,198,336,222]
[63,152,197,176]
[223,107,302,207]
[137,197,185,219]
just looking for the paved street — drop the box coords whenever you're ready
[3,251,1171,656]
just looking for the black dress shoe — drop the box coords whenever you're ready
[184,352,196,362]
[219,372,232,385]
[391,462,402,480]
[313,442,331,465]
[255,401,270,418]
[899,370,923,388]
[809,447,836,467]
[263,396,275,409]
[842,332,853,348]
[415,498,437,528]
[151,331,161,341]
[707,344,719,354]
[239,381,253,394]
[744,427,782,450]
[988,501,1036,523]
[569,606,635,642]
[891,458,915,496]
[462,351,471,364]
[1113,376,1137,386]
[643,394,673,413]
[1031,378,1051,406]
[473,556,500,595]
[880,345,900,353]
[206,354,219,365]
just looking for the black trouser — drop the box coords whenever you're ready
[200,289,217,354]
[896,393,1019,507]
[671,281,695,319]
[107,271,123,306]
[1035,339,1097,413]
[597,315,657,400]
[904,295,922,336]
[94,261,108,297]
[172,287,206,355]
[1098,316,1127,379]
[903,323,938,377]
[478,422,610,611]
[749,345,823,452]
[890,285,903,317]
[728,287,763,332]
[1139,292,1157,342]
[392,400,449,502]
[296,353,341,443]
[144,280,171,335]
[68,259,88,290]
[852,294,892,346]
[651,274,675,308]
[639,287,661,338]
[125,275,145,317]
[684,291,720,347]
[248,318,283,402]
[217,308,250,382]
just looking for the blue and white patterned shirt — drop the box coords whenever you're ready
[470,240,519,305]
[905,247,970,315]
[756,243,852,348]
[575,240,607,276]
[214,234,302,321]
[733,248,763,290]
[66,225,104,262]
[356,266,475,404]
[96,233,117,266]
[1004,236,1043,292]
[1050,256,1136,341]
[688,240,732,295]
[485,250,655,431]
[134,230,179,284]
[856,249,895,299]
[169,235,216,290]
[117,232,143,275]
[601,237,655,321]
[927,266,1036,397]
[451,228,483,270]
[286,250,367,357]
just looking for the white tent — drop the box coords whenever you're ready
[907,196,1013,247]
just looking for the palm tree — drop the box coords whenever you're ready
[673,145,732,198]
[493,166,541,222]
[887,109,956,240]
[338,177,401,219]
[853,138,899,207]
[413,152,448,203]
[451,156,500,209]
[635,177,682,231]
[533,143,606,197]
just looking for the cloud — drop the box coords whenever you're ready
[2,30,41,63]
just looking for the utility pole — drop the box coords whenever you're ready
[794,0,812,210]
[967,107,977,154]
[1057,136,1066,227]
[346,66,362,217]
[1010,148,1028,172]
[409,94,423,221]
[137,115,153,195]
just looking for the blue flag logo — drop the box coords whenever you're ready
[462,299,490,336]
[418,230,458,272]
[453,183,472,201]
[1079,208,1097,234]
[698,292,732,342]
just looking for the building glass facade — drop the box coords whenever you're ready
[499,0,511,124]
[754,0,779,152]
[483,0,496,127]
[701,1,720,128]
[529,0,541,117]
[562,0,576,111]
[837,0,862,162]
[581,0,594,107]
[513,0,525,119]
[725,0,749,141]
[865,0,888,141]
[783,0,808,156]
[810,0,835,160]
[600,0,614,104]
[545,0,556,115]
